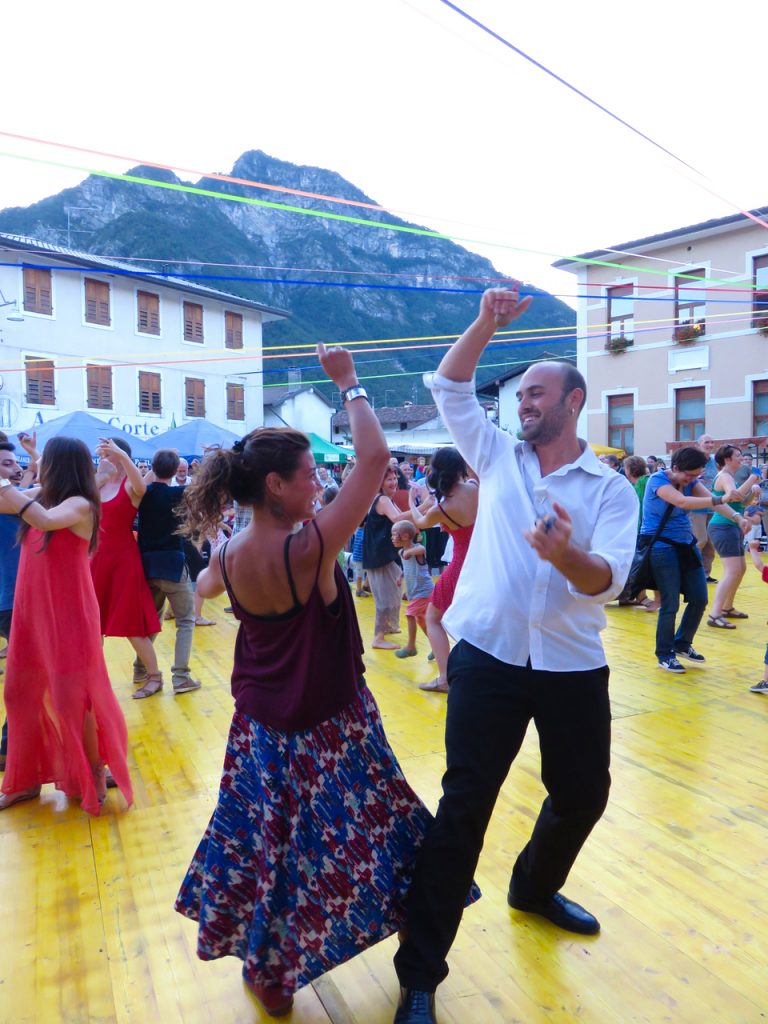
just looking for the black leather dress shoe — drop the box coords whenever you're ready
[393,987,438,1024]
[507,890,600,935]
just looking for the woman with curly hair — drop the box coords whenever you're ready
[174,346,473,1017]
[0,437,132,814]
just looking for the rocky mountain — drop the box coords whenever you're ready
[0,150,575,405]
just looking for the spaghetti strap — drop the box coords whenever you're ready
[310,520,325,586]
[437,501,464,529]
[283,535,301,608]
[218,541,237,606]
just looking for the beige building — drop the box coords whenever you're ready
[554,207,768,456]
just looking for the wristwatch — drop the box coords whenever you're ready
[341,385,369,404]
[0,479,11,489]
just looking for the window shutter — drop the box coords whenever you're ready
[87,365,112,409]
[139,371,161,413]
[185,378,205,417]
[23,268,53,315]
[227,383,245,420]
[225,311,243,349]
[184,302,204,342]
[25,358,55,405]
[137,291,160,334]
[85,279,110,326]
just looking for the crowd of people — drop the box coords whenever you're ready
[603,435,768,689]
[0,286,765,1024]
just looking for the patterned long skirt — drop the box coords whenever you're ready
[175,684,469,997]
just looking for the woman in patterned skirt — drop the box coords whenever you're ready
[175,345,477,1017]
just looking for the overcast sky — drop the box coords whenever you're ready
[3,0,767,308]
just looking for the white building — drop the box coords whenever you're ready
[264,384,336,440]
[0,234,288,441]
[332,402,452,454]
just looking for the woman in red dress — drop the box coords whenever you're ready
[0,437,132,815]
[91,437,162,694]
[408,447,478,693]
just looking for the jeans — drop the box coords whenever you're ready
[650,544,708,660]
[133,568,196,688]
[394,640,611,992]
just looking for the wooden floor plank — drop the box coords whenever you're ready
[1,561,768,1022]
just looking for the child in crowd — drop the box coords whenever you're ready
[350,519,368,597]
[747,530,768,694]
[391,520,433,659]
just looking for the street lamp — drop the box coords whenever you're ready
[0,289,23,322]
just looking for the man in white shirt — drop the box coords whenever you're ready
[393,288,638,1024]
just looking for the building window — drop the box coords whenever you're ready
[25,357,55,405]
[674,269,706,335]
[137,291,160,335]
[606,284,634,342]
[675,386,705,441]
[753,380,768,435]
[225,311,243,349]
[752,255,768,330]
[185,377,205,417]
[138,371,161,414]
[84,278,111,326]
[607,395,634,453]
[23,267,53,315]
[183,302,204,342]
[87,364,112,410]
[226,382,245,420]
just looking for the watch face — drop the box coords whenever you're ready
[0,479,11,488]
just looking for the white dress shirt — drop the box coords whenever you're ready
[429,373,638,671]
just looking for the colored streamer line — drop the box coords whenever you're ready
[437,1,768,234]
[1,257,761,309]
[0,149,748,285]
[0,130,391,215]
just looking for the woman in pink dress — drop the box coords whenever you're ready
[0,437,132,815]
[408,447,478,693]
[91,437,162,695]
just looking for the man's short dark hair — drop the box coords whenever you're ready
[0,442,15,453]
[557,362,587,413]
[152,448,180,479]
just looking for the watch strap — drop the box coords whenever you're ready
[342,385,369,404]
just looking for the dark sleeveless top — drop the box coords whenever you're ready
[362,495,400,570]
[219,520,365,732]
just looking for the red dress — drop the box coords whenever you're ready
[430,522,474,613]
[2,528,133,816]
[91,479,161,637]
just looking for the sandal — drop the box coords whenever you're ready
[132,672,164,699]
[419,679,450,693]
[707,615,736,629]
[723,608,748,619]
[195,617,216,626]
[0,785,41,810]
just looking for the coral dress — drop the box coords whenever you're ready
[91,479,161,637]
[431,521,474,613]
[2,528,132,816]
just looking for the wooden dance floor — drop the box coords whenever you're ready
[1,561,767,1023]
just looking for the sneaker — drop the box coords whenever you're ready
[658,656,686,673]
[675,645,706,663]
[705,576,718,583]
[173,678,202,694]
[749,679,768,694]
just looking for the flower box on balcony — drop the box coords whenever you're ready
[673,323,704,344]
[605,335,632,353]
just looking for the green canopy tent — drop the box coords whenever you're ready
[307,432,352,464]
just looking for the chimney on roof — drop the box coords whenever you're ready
[287,368,302,385]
